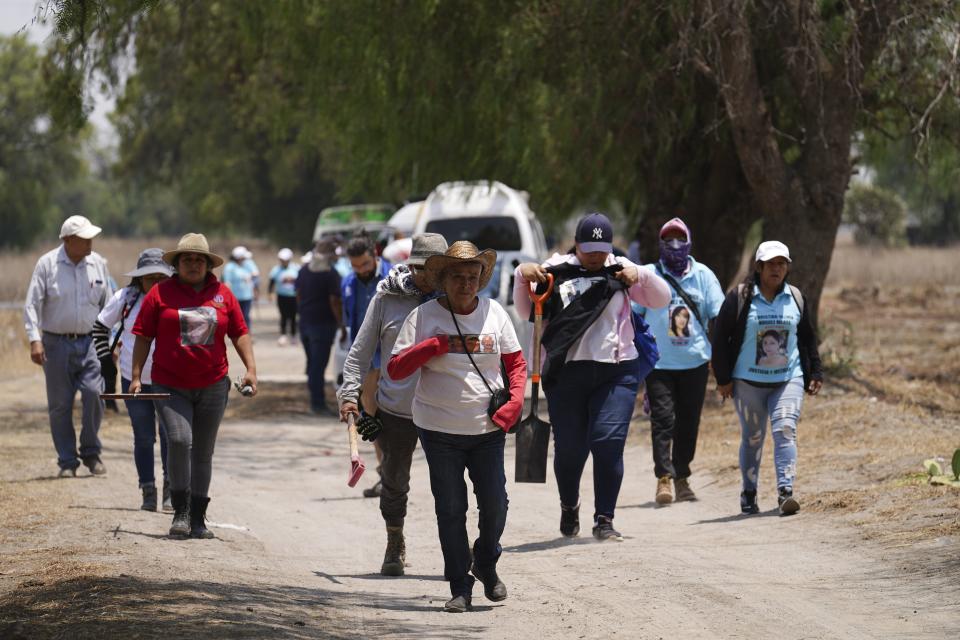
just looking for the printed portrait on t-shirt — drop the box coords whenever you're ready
[755,328,788,367]
[557,276,604,309]
[178,306,217,346]
[447,333,498,354]
[668,304,692,338]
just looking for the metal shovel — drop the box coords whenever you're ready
[346,413,366,487]
[515,273,554,483]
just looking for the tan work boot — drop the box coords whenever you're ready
[656,475,674,505]
[381,525,406,576]
[674,477,696,502]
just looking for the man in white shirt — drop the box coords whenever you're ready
[23,215,114,477]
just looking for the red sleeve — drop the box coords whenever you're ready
[386,335,449,380]
[132,287,159,338]
[223,286,248,338]
[491,349,527,432]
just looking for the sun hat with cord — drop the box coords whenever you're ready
[125,248,174,278]
[424,240,497,291]
[163,233,225,268]
[406,233,449,269]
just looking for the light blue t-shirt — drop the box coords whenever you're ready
[269,263,300,298]
[222,260,255,301]
[732,284,803,383]
[637,257,724,370]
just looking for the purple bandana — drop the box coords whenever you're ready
[659,238,691,277]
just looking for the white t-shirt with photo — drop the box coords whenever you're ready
[392,297,521,435]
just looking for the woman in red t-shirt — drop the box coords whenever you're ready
[130,233,257,540]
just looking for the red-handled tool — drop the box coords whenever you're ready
[515,273,554,483]
[346,413,366,487]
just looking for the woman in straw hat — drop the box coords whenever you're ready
[93,248,174,512]
[387,241,527,613]
[130,233,258,539]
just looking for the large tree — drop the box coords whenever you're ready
[46,0,960,321]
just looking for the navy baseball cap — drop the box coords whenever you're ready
[575,212,614,253]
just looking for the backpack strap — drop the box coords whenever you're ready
[788,284,805,316]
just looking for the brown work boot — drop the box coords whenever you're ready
[674,477,697,502]
[381,525,406,576]
[656,475,673,505]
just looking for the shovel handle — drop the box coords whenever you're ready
[529,273,554,384]
[347,414,360,458]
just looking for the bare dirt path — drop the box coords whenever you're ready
[1,304,957,639]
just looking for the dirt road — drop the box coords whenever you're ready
[1,305,957,639]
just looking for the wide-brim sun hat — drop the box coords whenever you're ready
[424,241,497,291]
[163,233,225,268]
[407,233,449,268]
[125,248,175,278]
[755,240,792,263]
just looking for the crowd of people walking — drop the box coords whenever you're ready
[24,212,823,613]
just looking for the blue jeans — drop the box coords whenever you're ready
[417,428,508,598]
[41,333,103,470]
[300,322,337,411]
[544,359,641,521]
[733,377,805,492]
[238,299,253,330]
[121,377,169,487]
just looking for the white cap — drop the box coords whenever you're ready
[231,246,248,260]
[755,240,791,263]
[301,251,312,264]
[59,215,102,240]
[277,248,294,261]
[244,248,253,259]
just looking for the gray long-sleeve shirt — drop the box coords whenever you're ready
[23,245,114,342]
[336,290,423,419]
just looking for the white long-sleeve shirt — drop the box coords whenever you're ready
[513,252,670,364]
[23,245,113,342]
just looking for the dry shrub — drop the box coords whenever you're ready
[826,244,960,287]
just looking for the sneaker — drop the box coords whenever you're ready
[443,594,471,613]
[381,526,406,576]
[740,490,759,514]
[560,503,580,537]
[674,477,696,502]
[655,476,673,505]
[592,515,623,542]
[471,563,507,602]
[82,456,107,476]
[140,484,158,511]
[57,466,77,478]
[778,488,800,516]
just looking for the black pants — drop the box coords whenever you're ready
[100,355,118,410]
[646,363,709,479]
[277,296,298,336]
[377,410,420,527]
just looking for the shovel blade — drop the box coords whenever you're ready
[514,415,551,483]
[347,454,366,487]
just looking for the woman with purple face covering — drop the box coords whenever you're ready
[636,218,725,506]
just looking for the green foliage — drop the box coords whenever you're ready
[843,183,908,247]
[923,452,960,487]
[0,35,83,248]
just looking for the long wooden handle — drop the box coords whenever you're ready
[529,273,554,384]
[347,414,360,457]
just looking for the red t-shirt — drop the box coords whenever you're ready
[132,273,247,388]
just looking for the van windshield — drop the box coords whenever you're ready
[425,216,522,251]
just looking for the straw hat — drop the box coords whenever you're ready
[163,233,225,268]
[424,241,497,290]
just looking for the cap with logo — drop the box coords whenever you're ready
[59,215,102,240]
[575,212,614,254]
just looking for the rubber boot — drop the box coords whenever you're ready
[140,483,158,511]
[169,490,190,537]
[190,495,214,539]
[381,525,406,576]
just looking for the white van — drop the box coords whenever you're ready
[413,181,548,259]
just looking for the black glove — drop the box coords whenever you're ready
[356,412,383,442]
